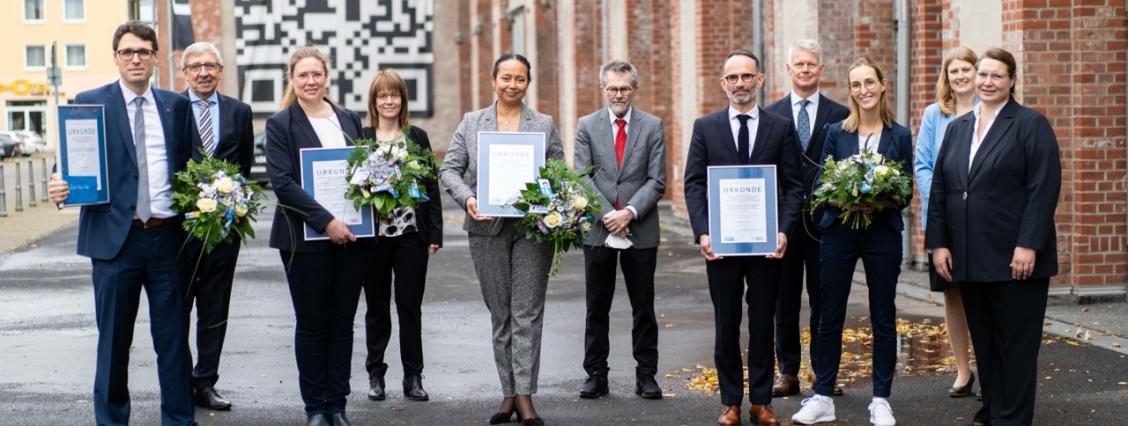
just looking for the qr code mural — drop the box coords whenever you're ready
[235,0,434,117]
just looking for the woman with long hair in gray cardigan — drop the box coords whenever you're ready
[439,53,563,426]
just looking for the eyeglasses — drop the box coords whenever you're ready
[115,48,155,61]
[603,86,634,96]
[848,79,879,93]
[723,73,759,84]
[976,71,1011,82]
[294,71,326,82]
[185,63,221,73]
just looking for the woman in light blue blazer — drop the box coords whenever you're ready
[439,53,563,426]
[913,46,978,399]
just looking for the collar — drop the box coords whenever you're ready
[188,90,219,105]
[608,106,632,125]
[790,91,820,107]
[119,79,154,107]
[728,105,759,121]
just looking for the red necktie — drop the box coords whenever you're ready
[614,118,627,209]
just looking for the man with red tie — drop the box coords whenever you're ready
[573,60,667,401]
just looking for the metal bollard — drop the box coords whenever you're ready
[27,160,37,208]
[0,164,7,217]
[14,161,23,212]
[40,158,48,202]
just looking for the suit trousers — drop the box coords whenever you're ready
[364,233,429,379]
[91,224,195,426]
[183,237,240,390]
[281,246,367,415]
[582,245,659,378]
[961,278,1049,426]
[775,211,824,376]
[706,256,781,406]
[813,223,901,398]
[468,222,553,396]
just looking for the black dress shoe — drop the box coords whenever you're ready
[579,375,608,399]
[368,376,386,401]
[194,385,232,410]
[635,376,663,399]
[488,408,518,425]
[307,413,331,426]
[329,412,352,426]
[403,374,429,401]
[949,373,976,398]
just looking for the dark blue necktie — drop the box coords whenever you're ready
[736,114,751,164]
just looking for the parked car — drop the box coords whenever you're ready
[251,131,269,186]
[0,133,23,159]
[15,131,48,155]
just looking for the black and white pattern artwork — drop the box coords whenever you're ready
[235,0,434,117]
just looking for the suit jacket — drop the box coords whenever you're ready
[684,107,803,242]
[73,82,195,260]
[362,125,444,246]
[265,100,376,253]
[764,93,850,202]
[439,102,565,236]
[184,91,255,177]
[816,122,914,232]
[925,99,1061,282]
[573,107,666,248]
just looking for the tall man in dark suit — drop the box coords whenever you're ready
[684,50,802,426]
[48,21,197,426]
[179,41,254,411]
[573,60,667,400]
[763,39,850,397]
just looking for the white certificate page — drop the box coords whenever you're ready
[487,143,535,205]
[717,178,767,243]
[64,119,102,190]
[312,159,362,225]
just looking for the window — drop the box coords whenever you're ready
[129,0,156,22]
[64,0,85,22]
[66,44,86,68]
[25,45,46,69]
[23,0,45,22]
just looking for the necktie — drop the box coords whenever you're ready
[797,99,812,152]
[133,97,151,222]
[614,118,627,209]
[736,114,751,164]
[197,100,216,156]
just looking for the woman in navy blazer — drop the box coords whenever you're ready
[792,57,912,426]
[265,46,374,426]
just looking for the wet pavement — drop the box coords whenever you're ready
[1,195,1127,425]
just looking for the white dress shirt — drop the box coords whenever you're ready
[790,91,821,136]
[728,106,760,158]
[607,106,637,218]
[309,114,346,148]
[120,80,174,219]
[969,103,996,171]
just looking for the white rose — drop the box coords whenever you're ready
[235,205,249,217]
[874,165,890,177]
[572,196,588,210]
[196,198,218,213]
[215,177,234,194]
[543,212,563,228]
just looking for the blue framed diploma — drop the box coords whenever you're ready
[707,165,779,256]
[476,131,546,217]
[299,147,375,241]
[56,105,110,206]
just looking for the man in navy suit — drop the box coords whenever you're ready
[683,50,802,426]
[48,21,197,426]
[178,41,254,411]
[762,39,850,398]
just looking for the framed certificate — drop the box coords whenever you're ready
[707,165,779,256]
[299,147,375,241]
[476,131,546,217]
[56,105,110,206]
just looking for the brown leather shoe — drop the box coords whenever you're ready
[749,404,780,425]
[717,405,741,425]
[771,374,799,397]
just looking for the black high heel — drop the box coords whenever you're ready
[521,418,544,426]
[948,373,976,398]
[488,407,518,425]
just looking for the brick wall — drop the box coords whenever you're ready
[696,1,756,114]
[459,1,473,115]
[534,3,559,119]
[628,0,676,198]
[475,0,495,109]
[573,0,605,116]
[817,0,855,103]
[909,0,945,266]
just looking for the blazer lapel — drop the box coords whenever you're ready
[107,84,137,169]
[290,103,322,149]
[952,115,974,189]
[968,100,1017,183]
[481,102,499,132]
[749,108,772,162]
[876,125,893,158]
[619,110,644,172]
[810,95,832,156]
[714,111,740,161]
[332,104,359,146]
[152,90,178,179]
[592,111,619,176]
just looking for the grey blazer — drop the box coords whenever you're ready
[439,102,565,236]
[573,107,666,248]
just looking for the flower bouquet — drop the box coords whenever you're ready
[344,131,436,217]
[809,150,912,229]
[171,154,265,253]
[510,159,603,276]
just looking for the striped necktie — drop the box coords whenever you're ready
[197,100,216,156]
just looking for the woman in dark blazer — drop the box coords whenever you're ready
[791,57,912,426]
[265,46,374,426]
[926,47,1061,426]
[438,53,563,426]
[360,69,442,403]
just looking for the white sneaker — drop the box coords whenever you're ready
[868,397,896,426]
[791,394,836,424]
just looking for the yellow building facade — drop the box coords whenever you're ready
[0,0,131,150]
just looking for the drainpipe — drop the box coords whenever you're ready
[894,0,912,267]
[753,0,763,106]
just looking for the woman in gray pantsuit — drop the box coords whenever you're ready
[439,53,563,426]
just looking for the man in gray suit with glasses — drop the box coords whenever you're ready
[573,60,667,401]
